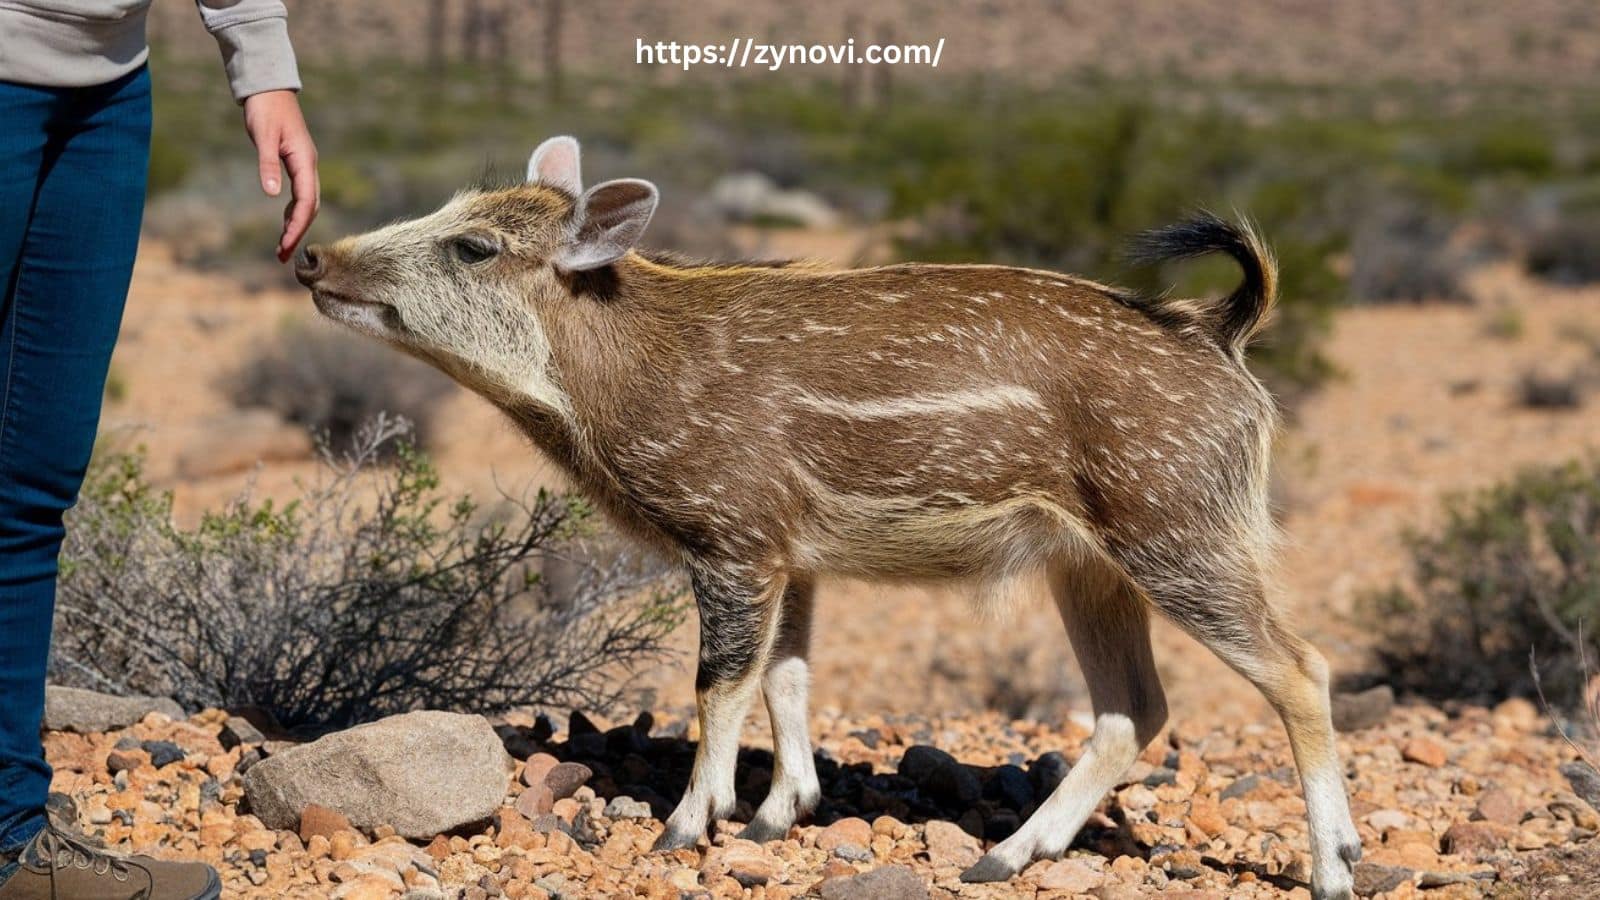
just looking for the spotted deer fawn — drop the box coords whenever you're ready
[295,136,1360,899]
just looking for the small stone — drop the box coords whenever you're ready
[1188,798,1226,837]
[515,784,553,818]
[817,817,873,852]
[708,840,781,888]
[817,864,930,900]
[1366,809,1411,831]
[1473,789,1522,826]
[1150,846,1204,880]
[1219,774,1261,800]
[1491,697,1539,732]
[1035,858,1104,892]
[530,813,568,834]
[331,875,402,900]
[667,868,700,891]
[897,745,957,785]
[985,765,1034,811]
[833,842,872,861]
[849,729,880,749]
[1119,784,1159,813]
[82,796,112,826]
[521,753,559,788]
[543,762,592,800]
[329,829,360,861]
[922,819,981,867]
[105,749,147,774]
[239,830,278,853]
[1402,738,1447,768]
[1441,821,1509,857]
[926,763,981,808]
[1560,762,1600,814]
[1353,863,1412,895]
[300,803,353,842]
[1330,685,1394,732]
[601,796,651,819]
[220,715,267,749]
[1029,752,1070,798]
[1141,767,1178,788]
[140,740,185,768]
[820,859,856,880]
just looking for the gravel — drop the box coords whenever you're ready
[36,695,1599,898]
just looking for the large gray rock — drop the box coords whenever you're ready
[43,686,184,733]
[244,710,511,838]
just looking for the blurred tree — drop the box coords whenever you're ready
[873,22,894,109]
[462,0,484,63]
[841,13,864,109]
[428,0,449,73]
[544,0,566,103]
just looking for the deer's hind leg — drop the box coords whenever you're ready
[963,560,1168,882]
[1111,539,1359,900]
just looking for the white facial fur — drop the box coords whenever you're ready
[319,193,573,416]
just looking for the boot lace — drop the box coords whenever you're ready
[31,822,152,898]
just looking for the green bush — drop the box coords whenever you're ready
[1368,459,1600,707]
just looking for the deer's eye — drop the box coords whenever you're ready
[451,234,500,265]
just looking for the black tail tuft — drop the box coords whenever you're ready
[1124,210,1278,354]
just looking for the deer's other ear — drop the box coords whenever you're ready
[526,135,582,195]
[555,178,658,272]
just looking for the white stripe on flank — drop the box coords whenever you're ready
[792,385,1044,419]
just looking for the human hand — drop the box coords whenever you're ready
[243,89,319,262]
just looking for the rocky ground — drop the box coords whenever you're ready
[38,686,1600,899]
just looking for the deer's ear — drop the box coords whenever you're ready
[555,178,658,272]
[526,135,582,195]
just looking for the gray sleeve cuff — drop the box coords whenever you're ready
[211,16,302,103]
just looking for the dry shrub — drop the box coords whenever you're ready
[52,416,685,735]
[1346,201,1475,304]
[1516,368,1588,410]
[1368,459,1600,708]
[1526,210,1600,285]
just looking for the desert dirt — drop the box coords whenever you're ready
[61,238,1600,897]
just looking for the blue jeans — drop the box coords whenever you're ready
[0,67,151,851]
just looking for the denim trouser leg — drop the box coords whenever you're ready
[0,68,151,850]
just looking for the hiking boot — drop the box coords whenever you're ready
[0,821,219,899]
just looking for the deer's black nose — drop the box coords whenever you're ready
[294,245,325,286]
